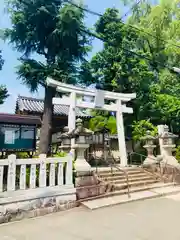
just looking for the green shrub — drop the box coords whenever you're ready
[53,151,67,158]
[16,152,30,159]
[132,120,157,141]
[175,146,180,163]
[6,151,31,159]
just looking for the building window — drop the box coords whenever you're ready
[21,127,34,139]
[0,125,20,144]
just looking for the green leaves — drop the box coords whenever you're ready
[89,114,117,134]
[0,51,8,105]
[5,0,91,91]
[0,85,9,105]
[0,51,4,71]
[106,116,117,134]
[81,1,180,133]
[132,120,157,141]
[152,94,180,123]
[17,59,46,92]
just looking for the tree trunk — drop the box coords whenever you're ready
[39,86,55,155]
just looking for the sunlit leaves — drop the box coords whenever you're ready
[132,120,157,141]
[89,114,117,134]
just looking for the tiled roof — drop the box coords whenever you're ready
[16,96,90,118]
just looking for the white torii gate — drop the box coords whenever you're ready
[46,77,136,166]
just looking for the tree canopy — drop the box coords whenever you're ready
[81,0,180,137]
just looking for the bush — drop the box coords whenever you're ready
[175,146,180,163]
[53,151,67,158]
[15,152,30,159]
[132,120,157,142]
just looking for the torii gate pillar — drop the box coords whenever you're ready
[68,92,76,132]
[116,99,127,166]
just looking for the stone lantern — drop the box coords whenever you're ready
[59,126,71,153]
[104,134,112,161]
[159,125,178,166]
[141,130,157,165]
[160,125,177,146]
[70,118,93,175]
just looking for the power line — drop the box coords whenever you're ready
[66,0,142,20]
[82,28,174,72]
[66,0,102,17]
[66,0,180,51]
[120,0,142,20]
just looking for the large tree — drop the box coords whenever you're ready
[128,0,180,131]
[81,1,180,133]
[6,0,90,154]
[80,8,155,134]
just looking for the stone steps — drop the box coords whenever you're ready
[82,184,180,210]
[113,176,156,185]
[102,174,156,183]
[101,173,151,181]
[99,167,159,191]
[94,166,141,173]
[98,169,145,178]
[81,182,174,203]
[79,166,180,209]
[114,178,159,190]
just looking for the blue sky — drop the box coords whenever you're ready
[0,0,126,113]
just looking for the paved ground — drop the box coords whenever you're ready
[1,194,180,240]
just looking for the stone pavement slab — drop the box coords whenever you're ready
[82,190,158,209]
[152,185,180,194]
[1,194,180,239]
[165,192,180,201]
[82,184,180,210]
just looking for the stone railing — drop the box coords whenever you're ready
[0,154,73,192]
[145,163,180,184]
[0,154,76,224]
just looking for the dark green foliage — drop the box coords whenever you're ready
[6,0,90,85]
[175,146,180,163]
[0,50,4,70]
[0,85,9,105]
[0,50,9,105]
[81,1,180,134]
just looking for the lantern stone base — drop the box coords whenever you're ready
[73,143,92,176]
[58,146,71,153]
[161,156,179,166]
[75,173,108,200]
[143,157,157,166]
[74,159,92,176]
[143,145,157,166]
[161,145,179,166]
